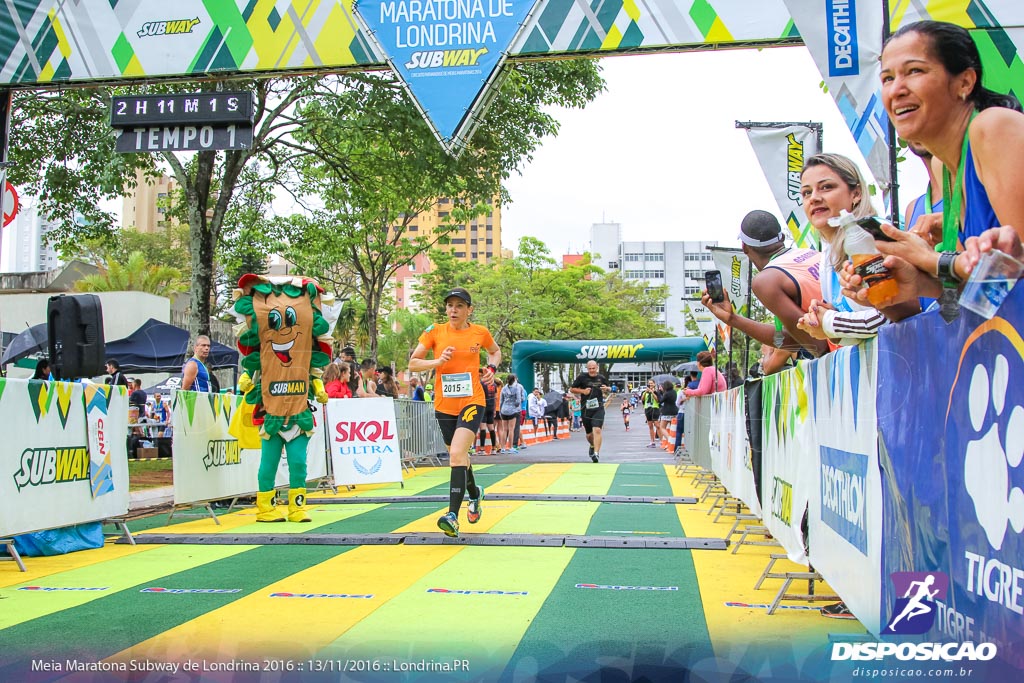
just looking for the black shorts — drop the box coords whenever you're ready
[644,407,660,423]
[582,408,605,433]
[482,407,495,424]
[435,405,484,446]
[497,411,519,421]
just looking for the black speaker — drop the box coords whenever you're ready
[48,294,105,380]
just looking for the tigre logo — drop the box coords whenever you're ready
[462,406,479,422]
[137,18,200,38]
[12,447,90,491]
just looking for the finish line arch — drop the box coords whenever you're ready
[511,337,707,394]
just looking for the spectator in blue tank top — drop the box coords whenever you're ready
[181,335,212,392]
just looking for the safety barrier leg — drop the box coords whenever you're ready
[1,538,27,572]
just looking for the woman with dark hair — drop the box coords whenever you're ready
[375,365,399,398]
[32,359,50,380]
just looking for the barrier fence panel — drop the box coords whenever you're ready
[171,392,328,506]
[709,385,761,517]
[326,397,403,486]
[393,399,446,467]
[0,381,129,538]
[685,397,714,472]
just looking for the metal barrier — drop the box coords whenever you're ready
[394,399,447,468]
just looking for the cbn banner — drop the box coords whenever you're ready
[326,397,404,486]
[0,380,129,538]
[708,385,761,516]
[806,340,883,634]
[761,363,816,564]
[743,124,822,248]
[684,300,719,353]
[877,289,1024,667]
[171,391,327,506]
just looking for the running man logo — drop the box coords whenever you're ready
[268,380,307,396]
[576,344,644,360]
[137,18,200,38]
[771,475,793,525]
[12,447,89,490]
[882,572,949,635]
[462,406,479,423]
[786,133,804,203]
[203,440,241,470]
[405,48,489,69]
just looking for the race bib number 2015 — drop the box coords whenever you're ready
[441,372,473,398]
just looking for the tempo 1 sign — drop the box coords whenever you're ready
[110,91,254,153]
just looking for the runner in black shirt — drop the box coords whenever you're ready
[570,360,610,463]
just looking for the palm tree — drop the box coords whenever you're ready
[74,251,184,298]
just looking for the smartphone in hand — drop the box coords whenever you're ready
[856,216,897,242]
[705,270,725,303]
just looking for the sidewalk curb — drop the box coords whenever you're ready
[129,485,174,511]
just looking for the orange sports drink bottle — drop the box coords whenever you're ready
[831,211,900,307]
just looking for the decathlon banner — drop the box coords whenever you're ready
[806,341,883,634]
[0,379,129,538]
[171,392,328,506]
[877,290,1024,661]
[709,385,761,517]
[327,397,404,486]
[783,0,890,194]
[742,123,822,248]
[684,300,719,353]
[760,363,816,564]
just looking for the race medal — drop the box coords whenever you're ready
[254,290,314,417]
[441,372,473,397]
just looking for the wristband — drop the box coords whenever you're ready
[936,251,963,285]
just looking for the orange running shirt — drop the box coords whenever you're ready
[418,322,496,415]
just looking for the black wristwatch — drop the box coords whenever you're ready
[936,251,963,323]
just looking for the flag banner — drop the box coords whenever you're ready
[743,123,822,248]
[709,385,761,517]
[783,0,890,195]
[0,379,129,538]
[709,247,751,317]
[684,300,719,353]
[806,340,883,634]
[171,392,328,506]
[877,286,1024,662]
[326,397,404,486]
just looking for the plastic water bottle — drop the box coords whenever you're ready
[830,210,899,307]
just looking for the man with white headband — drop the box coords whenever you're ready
[703,210,829,368]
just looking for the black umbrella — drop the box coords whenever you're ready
[1,323,48,365]
[671,361,700,375]
[651,373,685,388]
[543,389,564,415]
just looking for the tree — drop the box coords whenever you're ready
[282,61,604,359]
[73,251,183,297]
[64,224,192,283]
[376,309,434,372]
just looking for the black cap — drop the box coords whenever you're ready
[445,287,472,305]
[738,210,784,248]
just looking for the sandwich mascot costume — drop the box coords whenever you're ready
[233,274,337,522]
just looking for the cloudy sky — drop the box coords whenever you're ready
[500,45,928,257]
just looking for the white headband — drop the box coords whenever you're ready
[738,231,785,248]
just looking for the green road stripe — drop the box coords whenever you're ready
[317,545,578,680]
[487,497,598,535]
[0,544,348,677]
[501,465,713,679]
[607,462,674,496]
[541,462,617,495]
[0,544,251,629]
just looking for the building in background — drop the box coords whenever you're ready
[0,200,64,273]
[122,170,177,233]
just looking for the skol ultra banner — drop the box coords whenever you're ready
[760,362,816,564]
[171,391,327,506]
[0,379,128,538]
[877,288,1024,670]
[742,123,822,248]
[709,385,761,517]
[327,397,404,486]
[806,340,883,634]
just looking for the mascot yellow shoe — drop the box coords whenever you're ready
[256,490,285,522]
[288,488,312,523]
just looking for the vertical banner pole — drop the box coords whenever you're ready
[882,0,900,227]
[0,88,13,269]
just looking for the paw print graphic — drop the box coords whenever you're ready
[963,355,1024,550]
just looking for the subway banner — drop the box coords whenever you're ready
[806,340,883,635]
[760,363,815,564]
[326,397,404,486]
[877,288,1024,669]
[171,391,328,506]
[741,123,821,248]
[708,385,761,517]
[0,379,129,538]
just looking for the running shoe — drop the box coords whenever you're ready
[820,601,856,619]
[437,511,459,538]
[467,486,484,524]
[588,445,595,457]
[645,442,657,448]
[590,452,599,463]
[509,447,518,454]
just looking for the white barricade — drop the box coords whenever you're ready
[171,392,328,506]
[709,385,761,517]
[326,397,404,486]
[0,380,129,537]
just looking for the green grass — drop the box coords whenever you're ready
[128,459,173,474]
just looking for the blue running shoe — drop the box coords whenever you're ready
[467,486,484,524]
[437,511,459,537]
